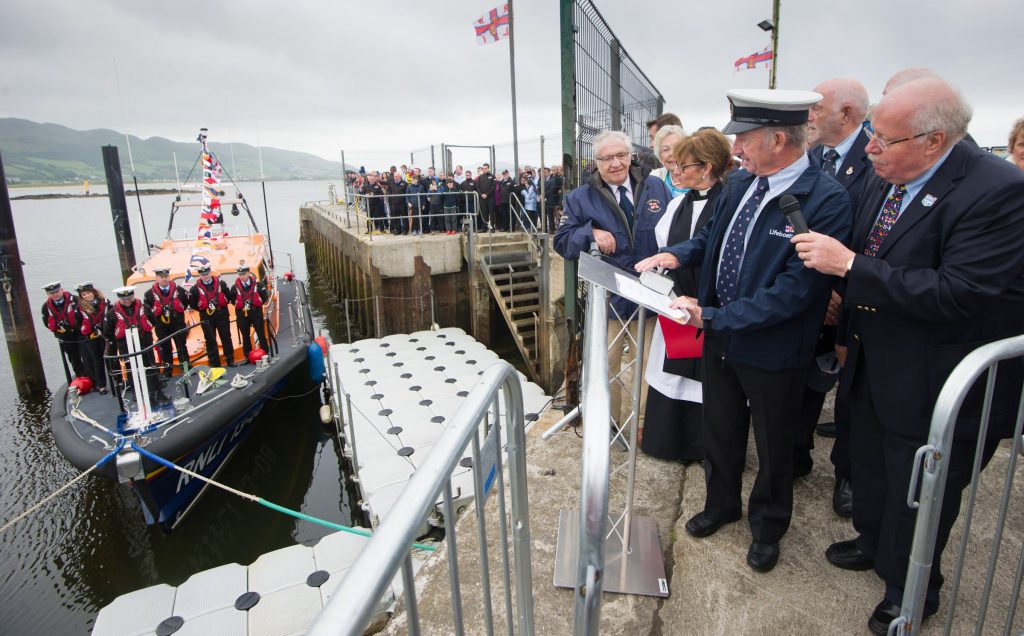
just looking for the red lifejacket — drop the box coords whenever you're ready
[80,299,110,338]
[234,278,264,309]
[112,301,153,339]
[195,277,228,311]
[151,281,186,316]
[45,292,79,333]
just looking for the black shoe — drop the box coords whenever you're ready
[867,600,901,636]
[816,421,838,438]
[747,540,780,572]
[226,361,236,368]
[833,478,854,518]
[684,511,740,539]
[825,539,874,570]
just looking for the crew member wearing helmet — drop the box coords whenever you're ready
[143,267,191,376]
[188,264,235,367]
[231,266,269,363]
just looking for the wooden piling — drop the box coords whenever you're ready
[102,145,137,281]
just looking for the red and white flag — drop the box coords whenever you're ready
[474,4,509,46]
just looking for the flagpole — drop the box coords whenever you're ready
[507,0,520,177]
[769,0,780,89]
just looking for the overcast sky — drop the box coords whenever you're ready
[2,0,1021,166]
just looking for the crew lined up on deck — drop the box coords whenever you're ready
[345,163,564,235]
[40,264,270,402]
[555,68,1024,636]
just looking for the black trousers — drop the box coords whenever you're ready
[701,332,807,544]
[236,308,266,360]
[793,386,828,474]
[200,310,234,367]
[57,337,86,378]
[479,196,495,227]
[848,355,999,612]
[80,336,107,389]
[496,203,509,231]
[154,322,189,374]
[830,392,852,481]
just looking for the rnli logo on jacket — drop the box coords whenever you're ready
[646,200,662,214]
[769,223,795,239]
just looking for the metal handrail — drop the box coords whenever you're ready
[895,334,1024,635]
[308,361,535,636]
[315,190,481,240]
[573,276,611,635]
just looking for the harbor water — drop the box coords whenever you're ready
[0,180,358,634]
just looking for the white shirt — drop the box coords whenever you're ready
[824,125,865,169]
[718,153,809,277]
[604,180,634,207]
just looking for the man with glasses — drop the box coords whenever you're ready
[796,77,873,517]
[555,129,671,428]
[635,89,852,574]
[793,76,1024,634]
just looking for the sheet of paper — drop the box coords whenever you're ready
[613,272,688,321]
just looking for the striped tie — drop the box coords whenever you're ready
[863,184,907,257]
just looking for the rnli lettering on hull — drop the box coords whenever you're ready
[175,420,246,493]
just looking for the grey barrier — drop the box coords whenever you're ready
[892,334,1024,635]
[308,361,535,636]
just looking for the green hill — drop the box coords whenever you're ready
[0,118,343,184]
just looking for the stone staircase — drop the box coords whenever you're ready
[477,233,541,383]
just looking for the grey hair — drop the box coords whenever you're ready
[762,124,808,150]
[831,78,869,121]
[593,130,632,155]
[653,124,687,152]
[909,82,972,143]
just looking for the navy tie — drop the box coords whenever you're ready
[822,148,840,177]
[717,177,770,305]
[617,185,635,232]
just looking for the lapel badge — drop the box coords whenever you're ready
[845,166,854,176]
[921,194,937,207]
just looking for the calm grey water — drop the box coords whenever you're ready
[0,180,358,634]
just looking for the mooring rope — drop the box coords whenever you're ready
[131,443,436,552]
[0,440,124,535]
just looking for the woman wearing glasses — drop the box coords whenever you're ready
[641,128,733,463]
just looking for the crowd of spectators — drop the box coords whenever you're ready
[344,163,564,235]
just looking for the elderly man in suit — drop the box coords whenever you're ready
[794,77,872,517]
[793,75,1024,635]
[636,89,852,572]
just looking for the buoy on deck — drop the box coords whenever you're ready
[283,271,294,282]
[69,376,94,395]
[248,348,267,364]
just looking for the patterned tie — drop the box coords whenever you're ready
[822,148,840,177]
[617,185,635,232]
[717,177,770,305]
[863,184,907,257]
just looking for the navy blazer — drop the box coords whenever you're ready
[808,127,872,208]
[663,164,852,371]
[840,141,1024,440]
[555,163,672,317]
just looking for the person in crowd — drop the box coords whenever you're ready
[426,178,444,235]
[635,89,851,574]
[541,167,562,232]
[461,169,478,228]
[476,163,497,231]
[75,282,110,394]
[189,264,235,368]
[518,174,538,227]
[640,128,732,464]
[104,286,166,403]
[362,172,387,233]
[406,174,426,235]
[40,281,85,378]
[1008,117,1024,170]
[453,165,466,185]
[143,267,191,377]
[647,112,684,150]
[556,129,671,431]
[549,165,565,227]
[793,75,1024,635]
[232,266,269,363]
[651,124,690,198]
[388,170,409,235]
[498,169,514,231]
[442,177,461,234]
[795,77,872,518]
[421,167,440,226]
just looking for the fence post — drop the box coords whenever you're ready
[374,296,382,339]
[539,233,552,391]
[609,38,622,132]
[539,134,547,234]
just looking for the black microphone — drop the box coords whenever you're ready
[779,194,809,234]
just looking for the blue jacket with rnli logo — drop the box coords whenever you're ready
[555,164,672,318]
[662,165,851,371]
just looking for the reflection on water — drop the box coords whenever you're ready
[0,181,360,634]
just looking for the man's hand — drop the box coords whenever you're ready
[791,231,855,276]
[634,252,681,272]
[592,228,616,254]
[670,296,703,328]
[824,290,843,325]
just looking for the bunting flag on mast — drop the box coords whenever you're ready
[734,47,774,72]
[474,4,509,45]
[196,129,227,249]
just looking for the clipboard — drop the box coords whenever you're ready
[577,252,690,324]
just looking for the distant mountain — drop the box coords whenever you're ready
[0,118,343,184]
